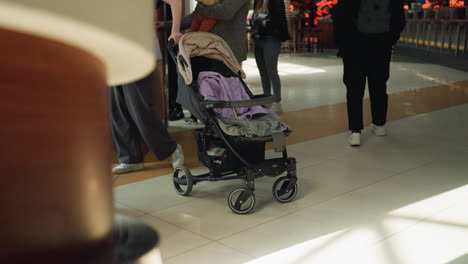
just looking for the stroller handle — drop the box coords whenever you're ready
[167,39,178,64]
[200,94,277,110]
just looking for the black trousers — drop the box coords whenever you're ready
[167,50,180,111]
[110,73,176,164]
[341,34,393,132]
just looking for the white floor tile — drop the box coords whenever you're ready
[220,184,468,264]
[164,242,253,264]
[114,202,146,217]
[218,214,328,258]
[388,106,468,146]
[219,212,401,262]
[137,215,212,260]
[152,192,290,240]
[114,176,210,213]
[286,134,355,168]
[295,148,468,223]
[363,201,468,264]
[251,155,397,212]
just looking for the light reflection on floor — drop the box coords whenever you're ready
[242,185,468,264]
[242,58,326,77]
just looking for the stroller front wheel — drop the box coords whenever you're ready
[228,189,256,214]
[173,166,193,196]
[272,176,298,203]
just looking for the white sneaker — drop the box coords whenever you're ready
[112,163,144,174]
[171,144,184,169]
[183,117,205,129]
[348,133,361,147]
[270,102,283,113]
[370,124,387,136]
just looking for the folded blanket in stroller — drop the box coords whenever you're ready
[198,71,271,120]
[198,71,288,137]
[216,114,288,137]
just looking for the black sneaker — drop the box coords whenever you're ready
[169,106,184,121]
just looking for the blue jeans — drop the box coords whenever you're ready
[254,37,282,102]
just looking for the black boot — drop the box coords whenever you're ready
[169,105,184,121]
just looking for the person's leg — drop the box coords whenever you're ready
[254,38,271,96]
[262,38,282,102]
[122,74,177,160]
[110,85,143,164]
[367,42,392,127]
[342,51,367,133]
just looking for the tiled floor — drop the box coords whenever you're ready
[113,51,468,263]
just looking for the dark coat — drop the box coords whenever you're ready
[155,0,163,8]
[333,0,406,48]
[166,0,250,61]
[253,0,291,42]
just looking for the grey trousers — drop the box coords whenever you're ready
[254,37,282,102]
[110,73,176,164]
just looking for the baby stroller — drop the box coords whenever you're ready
[168,32,298,214]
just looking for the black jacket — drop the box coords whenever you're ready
[155,0,163,8]
[333,0,406,47]
[253,0,291,42]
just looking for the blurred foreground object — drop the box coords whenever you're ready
[0,1,158,263]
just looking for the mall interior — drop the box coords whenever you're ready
[1,0,468,263]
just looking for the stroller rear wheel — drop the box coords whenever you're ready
[228,189,256,214]
[173,166,193,196]
[272,176,298,203]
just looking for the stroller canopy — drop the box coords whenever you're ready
[176,32,246,85]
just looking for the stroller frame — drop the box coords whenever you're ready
[168,35,298,214]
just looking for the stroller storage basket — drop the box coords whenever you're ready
[195,129,265,173]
